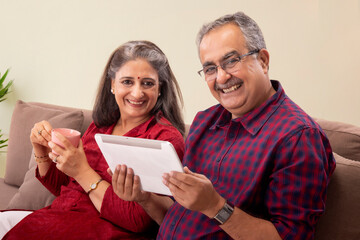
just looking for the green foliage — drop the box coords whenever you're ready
[0,129,8,150]
[0,68,13,151]
[0,68,14,102]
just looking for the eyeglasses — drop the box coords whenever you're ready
[197,50,260,82]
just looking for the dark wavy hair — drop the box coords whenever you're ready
[92,40,185,137]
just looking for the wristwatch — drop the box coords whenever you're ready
[213,201,234,225]
[87,179,103,194]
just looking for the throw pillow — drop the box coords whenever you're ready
[5,100,84,187]
[5,100,84,210]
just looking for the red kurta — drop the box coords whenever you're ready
[4,116,184,240]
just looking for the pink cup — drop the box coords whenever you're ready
[51,128,81,155]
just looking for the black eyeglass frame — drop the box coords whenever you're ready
[197,49,260,80]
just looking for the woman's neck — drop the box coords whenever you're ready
[112,115,151,136]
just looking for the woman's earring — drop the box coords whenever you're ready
[158,92,161,97]
[111,89,114,94]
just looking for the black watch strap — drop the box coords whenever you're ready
[213,201,234,225]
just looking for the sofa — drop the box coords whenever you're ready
[1,100,359,240]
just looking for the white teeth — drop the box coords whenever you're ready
[222,84,241,93]
[128,100,144,105]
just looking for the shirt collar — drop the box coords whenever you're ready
[210,80,285,135]
[210,108,232,130]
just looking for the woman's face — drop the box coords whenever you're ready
[111,58,160,122]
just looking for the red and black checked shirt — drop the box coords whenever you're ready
[158,80,335,240]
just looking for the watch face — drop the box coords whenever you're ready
[91,183,96,189]
[218,209,230,220]
[214,202,234,225]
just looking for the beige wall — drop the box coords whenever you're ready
[1,0,359,134]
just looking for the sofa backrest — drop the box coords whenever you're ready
[315,118,360,162]
[314,118,360,240]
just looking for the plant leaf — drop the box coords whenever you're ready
[0,79,13,100]
[0,68,10,86]
[0,144,8,149]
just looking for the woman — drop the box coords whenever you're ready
[1,40,185,239]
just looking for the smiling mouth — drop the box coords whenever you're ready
[222,83,242,93]
[127,99,145,105]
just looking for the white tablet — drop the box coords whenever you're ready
[95,134,183,196]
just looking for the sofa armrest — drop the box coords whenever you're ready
[0,178,18,209]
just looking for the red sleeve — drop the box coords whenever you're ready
[36,163,69,196]
[100,186,156,233]
[269,128,335,239]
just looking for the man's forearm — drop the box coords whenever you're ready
[220,207,282,240]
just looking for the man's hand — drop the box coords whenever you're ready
[162,166,225,218]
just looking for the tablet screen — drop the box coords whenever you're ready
[95,134,183,196]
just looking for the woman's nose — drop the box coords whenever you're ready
[131,85,144,98]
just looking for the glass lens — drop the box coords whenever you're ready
[223,57,240,73]
[203,66,217,76]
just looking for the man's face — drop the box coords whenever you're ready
[199,23,273,118]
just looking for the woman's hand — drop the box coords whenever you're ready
[48,132,92,179]
[30,121,53,157]
[108,164,151,203]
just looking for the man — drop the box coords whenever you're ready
[111,12,335,240]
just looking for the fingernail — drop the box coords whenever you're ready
[48,142,54,148]
[162,179,168,186]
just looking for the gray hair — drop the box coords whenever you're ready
[196,12,266,53]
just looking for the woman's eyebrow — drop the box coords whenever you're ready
[141,77,156,81]
[119,76,134,80]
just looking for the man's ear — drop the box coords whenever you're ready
[258,49,270,74]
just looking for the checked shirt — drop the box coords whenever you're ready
[158,80,335,240]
